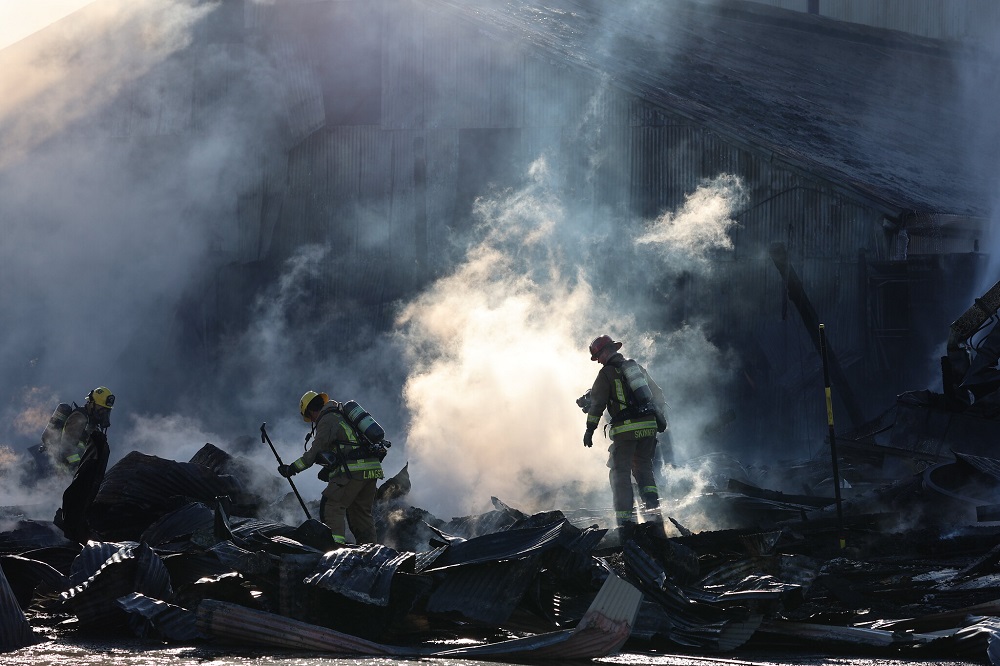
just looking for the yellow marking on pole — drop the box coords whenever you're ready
[825,387,834,425]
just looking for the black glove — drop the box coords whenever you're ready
[278,464,296,478]
[583,429,594,448]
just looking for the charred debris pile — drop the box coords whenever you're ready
[4,442,1000,662]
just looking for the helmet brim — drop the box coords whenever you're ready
[590,340,622,361]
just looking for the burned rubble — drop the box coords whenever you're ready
[4,429,1000,663]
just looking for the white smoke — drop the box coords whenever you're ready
[636,174,747,270]
[0,0,752,534]
[394,156,748,521]
[396,158,608,518]
[0,0,212,168]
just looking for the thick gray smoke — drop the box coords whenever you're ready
[0,0,748,525]
[0,0,296,514]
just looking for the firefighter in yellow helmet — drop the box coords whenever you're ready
[583,336,671,534]
[40,386,115,475]
[278,390,385,545]
[46,387,115,543]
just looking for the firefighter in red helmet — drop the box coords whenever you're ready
[583,335,671,534]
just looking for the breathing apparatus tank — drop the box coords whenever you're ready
[340,400,386,445]
[620,359,668,432]
[41,403,73,448]
[620,359,654,406]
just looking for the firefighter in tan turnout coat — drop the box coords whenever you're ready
[279,390,385,545]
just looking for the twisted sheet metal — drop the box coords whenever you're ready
[0,565,35,651]
[116,592,203,642]
[305,544,415,606]
[196,598,413,656]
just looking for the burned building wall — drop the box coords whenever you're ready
[227,0,920,457]
[2,0,992,519]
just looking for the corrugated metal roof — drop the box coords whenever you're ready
[140,502,215,549]
[59,542,172,631]
[433,571,642,659]
[69,541,136,586]
[421,520,573,571]
[196,598,414,655]
[0,520,76,556]
[269,38,326,142]
[208,540,275,576]
[305,544,414,606]
[425,0,997,219]
[88,452,250,541]
[116,592,203,641]
[620,538,761,651]
[0,555,67,609]
[424,556,541,624]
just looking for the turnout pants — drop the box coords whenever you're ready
[320,475,378,544]
[608,435,659,526]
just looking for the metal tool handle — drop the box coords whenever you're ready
[260,422,312,520]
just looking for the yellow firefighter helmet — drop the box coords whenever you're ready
[88,386,115,409]
[299,390,329,421]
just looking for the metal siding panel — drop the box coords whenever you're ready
[109,67,195,138]
[701,131,744,181]
[327,127,361,204]
[629,126,663,219]
[629,98,665,128]
[489,45,524,128]
[423,26,459,129]
[523,56,553,128]
[802,188,832,259]
[270,39,326,142]
[454,31,493,128]
[520,127,561,166]
[235,149,287,263]
[599,89,630,127]
[591,125,630,222]
[666,125,701,206]
[424,129,460,274]
[388,132,417,268]
[383,1,425,129]
[279,131,351,258]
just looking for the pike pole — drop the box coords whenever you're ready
[260,422,312,520]
[819,324,845,548]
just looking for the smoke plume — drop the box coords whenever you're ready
[0,0,748,528]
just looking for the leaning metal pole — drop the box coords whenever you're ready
[769,242,865,430]
[261,422,312,520]
[819,324,845,548]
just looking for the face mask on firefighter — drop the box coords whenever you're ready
[95,406,111,430]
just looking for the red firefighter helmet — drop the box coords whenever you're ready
[589,335,622,361]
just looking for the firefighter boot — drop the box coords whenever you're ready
[618,520,637,543]
[641,491,663,524]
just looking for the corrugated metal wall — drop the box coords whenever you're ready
[246,0,902,454]
[728,0,1000,42]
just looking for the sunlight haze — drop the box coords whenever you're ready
[0,0,93,49]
